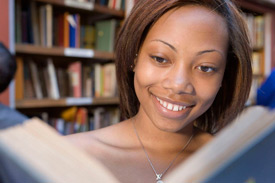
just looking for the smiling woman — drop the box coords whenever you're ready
[66,0,252,183]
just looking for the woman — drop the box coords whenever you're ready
[67,0,252,182]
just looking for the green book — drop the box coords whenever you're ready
[95,19,117,52]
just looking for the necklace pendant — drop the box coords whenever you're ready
[156,174,164,183]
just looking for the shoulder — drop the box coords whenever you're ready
[65,119,135,158]
[0,103,28,129]
[190,127,213,151]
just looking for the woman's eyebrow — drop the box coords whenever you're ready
[151,39,178,53]
[197,49,225,59]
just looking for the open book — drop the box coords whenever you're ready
[0,106,274,183]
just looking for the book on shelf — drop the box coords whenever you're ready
[15,57,24,100]
[108,0,123,10]
[82,65,94,97]
[28,60,43,99]
[57,67,71,98]
[252,51,263,75]
[102,63,117,97]
[68,61,82,98]
[30,0,40,45]
[15,57,117,100]
[95,19,118,52]
[23,60,35,99]
[0,106,274,182]
[242,13,265,49]
[43,106,120,135]
[39,4,53,47]
[46,58,60,99]
[81,25,96,49]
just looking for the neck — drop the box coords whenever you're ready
[132,110,195,153]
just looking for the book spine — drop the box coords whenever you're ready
[68,61,82,98]
[47,59,60,99]
[46,4,53,47]
[64,12,70,48]
[15,57,24,100]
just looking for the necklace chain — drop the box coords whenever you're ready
[132,119,194,182]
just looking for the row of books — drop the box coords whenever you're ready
[40,107,120,135]
[15,1,120,52]
[15,57,117,100]
[243,13,265,49]
[96,0,125,10]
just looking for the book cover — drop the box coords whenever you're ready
[95,19,117,52]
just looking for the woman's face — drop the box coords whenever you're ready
[134,5,228,132]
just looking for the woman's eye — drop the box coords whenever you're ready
[197,66,216,73]
[151,56,167,64]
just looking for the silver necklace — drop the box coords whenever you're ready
[132,120,194,183]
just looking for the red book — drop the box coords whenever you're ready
[68,61,82,98]
[58,14,64,47]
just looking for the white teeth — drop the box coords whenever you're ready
[167,103,173,110]
[173,105,179,111]
[156,97,186,111]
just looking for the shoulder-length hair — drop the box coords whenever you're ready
[115,0,252,134]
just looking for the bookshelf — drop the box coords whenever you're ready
[12,0,124,134]
[16,44,114,60]
[4,0,274,133]
[237,0,275,105]
[16,97,119,108]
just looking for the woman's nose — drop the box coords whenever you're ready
[161,65,195,95]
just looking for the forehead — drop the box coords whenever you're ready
[143,5,228,52]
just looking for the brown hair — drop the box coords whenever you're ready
[115,0,252,134]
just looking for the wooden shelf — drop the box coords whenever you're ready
[15,44,114,60]
[34,0,124,18]
[16,97,119,109]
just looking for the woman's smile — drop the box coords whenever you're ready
[152,94,194,120]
